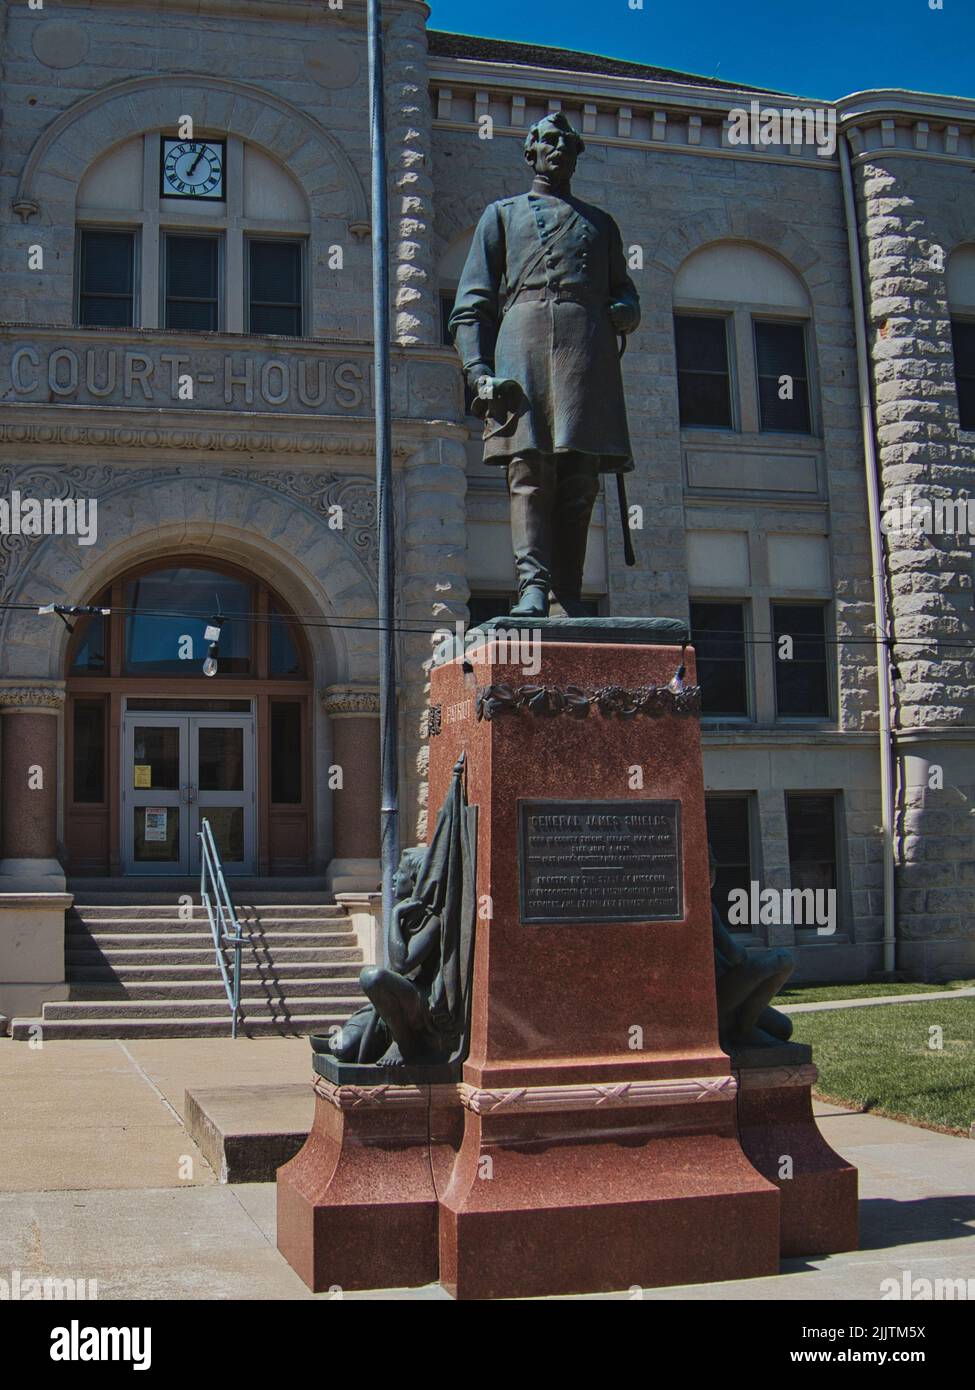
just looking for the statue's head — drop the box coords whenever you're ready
[523,112,584,183]
[394,845,426,899]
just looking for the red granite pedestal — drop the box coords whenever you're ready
[733,1057,859,1258]
[428,637,781,1299]
[276,632,857,1298]
[277,1077,461,1292]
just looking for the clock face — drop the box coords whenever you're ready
[161,139,225,200]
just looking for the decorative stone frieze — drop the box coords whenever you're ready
[0,684,65,711]
[321,686,381,718]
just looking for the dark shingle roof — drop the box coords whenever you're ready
[427,31,782,95]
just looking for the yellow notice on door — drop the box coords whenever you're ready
[134,765,152,788]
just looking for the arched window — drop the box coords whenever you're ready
[75,134,309,334]
[69,560,307,679]
[948,245,975,432]
[673,242,815,436]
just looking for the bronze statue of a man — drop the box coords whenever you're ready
[449,111,640,618]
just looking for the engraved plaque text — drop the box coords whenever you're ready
[518,799,683,924]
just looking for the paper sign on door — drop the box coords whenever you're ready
[134,765,152,788]
[144,808,168,842]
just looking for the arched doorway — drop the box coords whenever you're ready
[65,556,312,876]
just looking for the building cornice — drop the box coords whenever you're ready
[48,0,428,23]
[428,58,799,116]
[433,117,838,170]
[0,405,468,457]
[431,78,841,169]
[837,88,975,127]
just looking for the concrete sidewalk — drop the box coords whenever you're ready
[0,1036,972,1299]
[783,987,975,1013]
[0,1034,313,1192]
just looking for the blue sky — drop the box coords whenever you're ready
[426,0,973,102]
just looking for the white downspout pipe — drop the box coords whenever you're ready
[839,130,898,975]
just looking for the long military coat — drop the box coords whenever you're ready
[449,186,640,472]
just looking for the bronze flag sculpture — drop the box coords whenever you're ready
[449,111,641,617]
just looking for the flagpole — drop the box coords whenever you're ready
[366,0,399,955]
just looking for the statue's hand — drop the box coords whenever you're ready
[471,375,522,422]
[608,300,639,334]
[474,374,521,407]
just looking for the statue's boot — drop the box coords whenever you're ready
[510,583,549,617]
[550,454,600,612]
[508,454,554,615]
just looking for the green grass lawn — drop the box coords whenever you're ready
[777,978,974,1005]
[790,998,975,1136]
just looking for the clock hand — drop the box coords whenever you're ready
[187,147,206,177]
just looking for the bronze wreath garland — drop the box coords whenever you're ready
[474,681,702,721]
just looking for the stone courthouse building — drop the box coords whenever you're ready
[1,0,974,1033]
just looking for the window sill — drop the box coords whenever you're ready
[680,428,823,449]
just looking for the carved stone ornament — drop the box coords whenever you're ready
[223,469,377,571]
[459,1074,737,1115]
[321,686,381,717]
[0,684,66,710]
[0,419,410,462]
[735,1064,820,1091]
[475,681,703,721]
[312,1078,457,1110]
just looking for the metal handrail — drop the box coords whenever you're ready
[198,818,246,1038]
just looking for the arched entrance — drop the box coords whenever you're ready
[65,556,312,876]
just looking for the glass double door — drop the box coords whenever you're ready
[122,714,255,875]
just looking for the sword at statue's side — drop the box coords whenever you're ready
[617,333,636,568]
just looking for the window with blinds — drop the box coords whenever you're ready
[164,233,220,331]
[786,792,838,894]
[754,320,812,433]
[705,794,754,930]
[690,601,749,716]
[674,314,734,428]
[772,602,830,718]
[951,319,975,430]
[248,239,303,336]
[78,229,137,327]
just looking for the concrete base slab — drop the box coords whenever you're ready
[185,1084,314,1183]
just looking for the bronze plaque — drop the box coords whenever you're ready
[518,799,683,924]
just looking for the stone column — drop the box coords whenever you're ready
[386,1,438,346]
[0,682,70,1024]
[0,682,65,888]
[401,438,469,842]
[854,138,975,978]
[322,685,381,896]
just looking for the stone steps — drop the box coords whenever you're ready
[10,1014,349,1040]
[64,977,362,1001]
[68,905,348,922]
[41,997,358,1021]
[64,945,361,967]
[12,888,369,1040]
[65,928,353,950]
[65,960,360,982]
